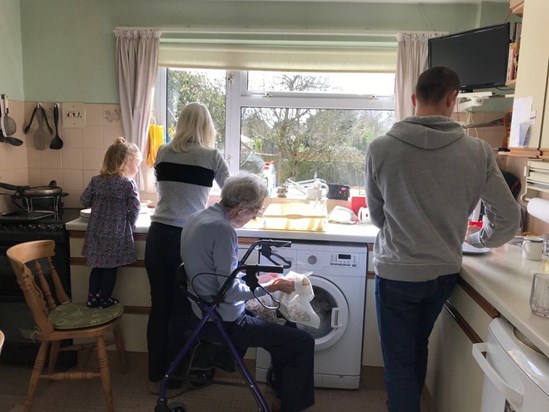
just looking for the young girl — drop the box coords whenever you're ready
[81,137,142,309]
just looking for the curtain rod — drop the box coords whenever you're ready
[114,26,426,38]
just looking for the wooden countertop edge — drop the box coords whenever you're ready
[457,277,500,319]
[444,301,484,345]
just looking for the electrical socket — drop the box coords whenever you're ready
[62,102,86,128]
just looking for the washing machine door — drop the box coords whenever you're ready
[298,275,349,351]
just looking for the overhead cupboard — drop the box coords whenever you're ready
[507,0,549,158]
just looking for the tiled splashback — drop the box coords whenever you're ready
[0,99,157,212]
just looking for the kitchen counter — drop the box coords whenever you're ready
[461,244,549,358]
[66,212,379,243]
[66,212,549,358]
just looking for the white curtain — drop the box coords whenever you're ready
[114,29,160,188]
[394,32,444,121]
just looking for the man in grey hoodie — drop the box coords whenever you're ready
[365,66,520,412]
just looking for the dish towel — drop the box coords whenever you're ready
[147,124,165,167]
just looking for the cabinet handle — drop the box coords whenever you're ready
[472,342,523,409]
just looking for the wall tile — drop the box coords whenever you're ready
[103,104,122,127]
[0,168,28,186]
[1,145,28,169]
[85,103,104,127]
[28,168,42,186]
[64,191,83,208]
[26,148,41,169]
[82,126,103,148]
[103,126,125,147]
[60,127,83,149]
[40,149,62,169]
[82,148,104,171]
[61,148,83,169]
[83,170,96,187]
[62,169,84,191]
[40,168,63,187]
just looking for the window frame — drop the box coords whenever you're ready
[155,68,395,175]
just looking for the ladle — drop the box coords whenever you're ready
[49,103,63,150]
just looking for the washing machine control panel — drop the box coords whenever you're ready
[329,253,358,267]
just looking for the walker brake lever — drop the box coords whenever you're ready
[242,264,283,291]
[266,251,292,269]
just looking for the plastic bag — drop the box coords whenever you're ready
[278,271,320,329]
[245,294,280,323]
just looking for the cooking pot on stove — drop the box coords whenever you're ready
[0,180,68,212]
[0,180,63,197]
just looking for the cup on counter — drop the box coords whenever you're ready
[357,207,370,224]
[522,236,544,261]
[530,273,549,318]
[351,196,366,216]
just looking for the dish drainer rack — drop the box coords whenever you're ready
[521,160,549,202]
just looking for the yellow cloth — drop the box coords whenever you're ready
[147,124,164,167]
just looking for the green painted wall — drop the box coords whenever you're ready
[0,0,24,100]
[8,0,511,103]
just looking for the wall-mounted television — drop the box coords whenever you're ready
[428,23,511,92]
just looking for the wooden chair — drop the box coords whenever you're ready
[7,239,126,412]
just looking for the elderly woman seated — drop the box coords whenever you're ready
[181,172,315,412]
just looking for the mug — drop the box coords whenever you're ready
[357,207,370,224]
[522,236,544,261]
[530,273,549,318]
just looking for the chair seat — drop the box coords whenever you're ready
[49,302,123,330]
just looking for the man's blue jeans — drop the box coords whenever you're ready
[375,273,459,412]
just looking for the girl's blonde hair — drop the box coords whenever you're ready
[168,102,217,152]
[100,137,141,176]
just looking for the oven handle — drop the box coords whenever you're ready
[472,342,524,408]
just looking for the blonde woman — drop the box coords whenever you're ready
[145,102,230,395]
[81,137,142,309]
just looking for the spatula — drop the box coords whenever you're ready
[50,103,63,150]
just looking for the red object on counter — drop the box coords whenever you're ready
[351,196,367,215]
[468,221,483,228]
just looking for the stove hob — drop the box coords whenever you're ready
[0,210,56,221]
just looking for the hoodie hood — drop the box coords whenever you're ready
[386,115,464,150]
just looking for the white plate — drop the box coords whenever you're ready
[80,206,148,218]
[462,242,490,255]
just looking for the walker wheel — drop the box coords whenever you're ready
[168,400,188,412]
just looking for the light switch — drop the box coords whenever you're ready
[62,102,86,128]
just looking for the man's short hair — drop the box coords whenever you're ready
[415,66,460,105]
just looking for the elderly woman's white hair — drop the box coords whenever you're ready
[220,172,268,209]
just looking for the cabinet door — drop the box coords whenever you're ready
[426,283,494,412]
[509,0,549,151]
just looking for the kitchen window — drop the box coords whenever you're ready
[153,68,395,193]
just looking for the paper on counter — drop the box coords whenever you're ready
[509,96,535,147]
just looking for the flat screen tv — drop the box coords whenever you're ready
[428,23,511,92]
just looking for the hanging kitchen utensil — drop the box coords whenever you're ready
[33,104,52,150]
[49,103,63,150]
[0,95,23,146]
[23,105,38,134]
[1,95,17,136]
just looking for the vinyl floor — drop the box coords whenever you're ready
[0,353,436,412]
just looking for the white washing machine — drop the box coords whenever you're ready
[254,241,368,389]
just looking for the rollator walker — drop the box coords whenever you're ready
[155,239,291,412]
